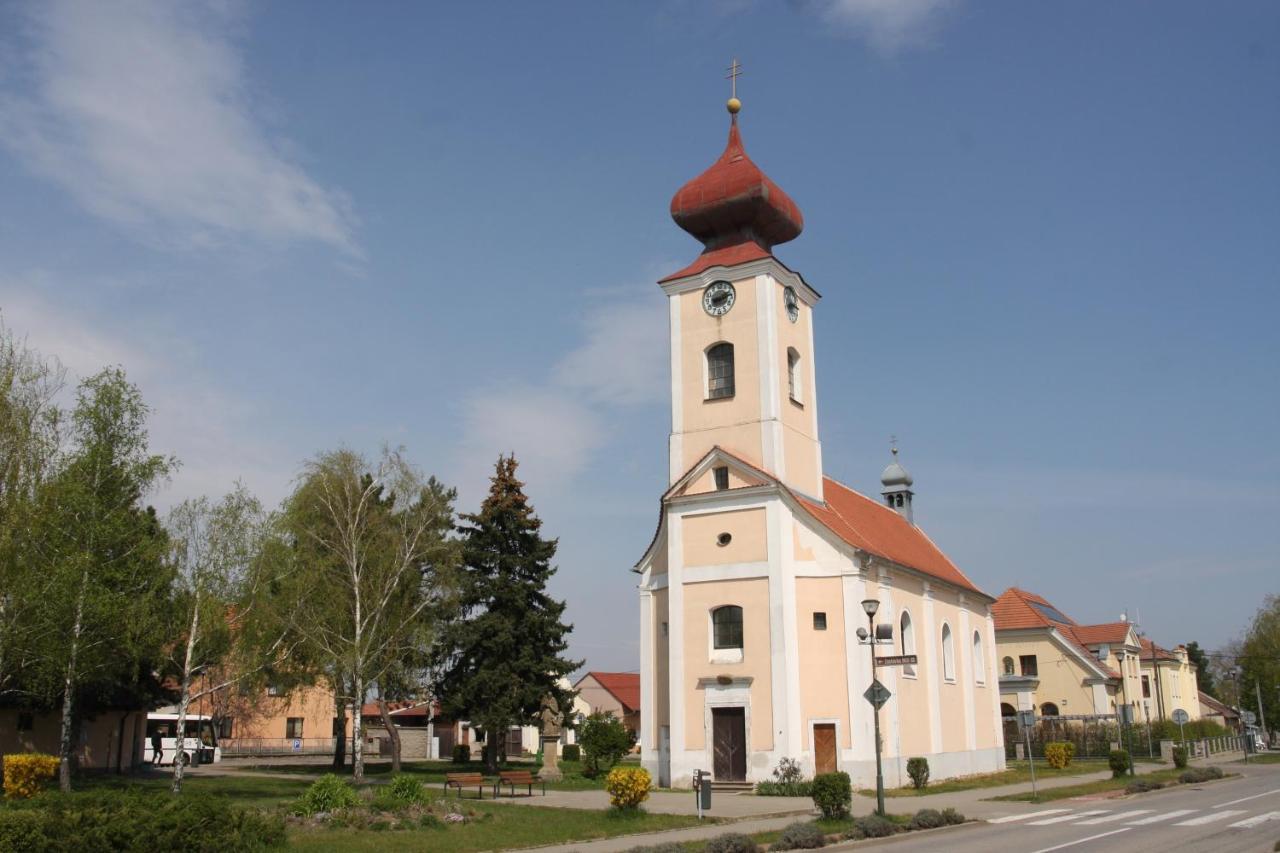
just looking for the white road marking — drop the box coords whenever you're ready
[1215,788,1280,808]
[1075,810,1151,825]
[1126,809,1197,824]
[1029,810,1109,825]
[1027,828,1131,853]
[988,808,1072,823]
[1228,811,1280,829]
[1174,809,1247,826]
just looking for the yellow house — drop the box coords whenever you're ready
[636,98,1005,789]
[993,588,1199,724]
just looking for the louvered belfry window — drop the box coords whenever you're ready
[707,343,735,399]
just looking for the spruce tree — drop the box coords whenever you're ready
[434,455,580,772]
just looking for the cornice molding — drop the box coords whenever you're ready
[659,256,821,305]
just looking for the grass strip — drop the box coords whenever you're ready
[987,768,1193,802]
[856,760,1126,797]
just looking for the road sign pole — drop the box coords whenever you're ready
[1025,723,1037,800]
[869,613,885,818]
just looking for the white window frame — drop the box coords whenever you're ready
[941,622,955,683]
[972,630,986,685]
[709,604,744,664]
[786,347,803,404]
[899,609,917,678]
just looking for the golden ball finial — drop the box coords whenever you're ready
[727,97,741,115]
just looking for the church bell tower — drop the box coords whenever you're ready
[659,86,824,500]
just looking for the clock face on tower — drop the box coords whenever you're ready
[783,286,799,323]
[703,281,735,317]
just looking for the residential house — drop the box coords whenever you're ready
[574,671,640,738]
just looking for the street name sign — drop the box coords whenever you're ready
[863,679,891,709]
[1171,708,1189,725]
[875,655,918,667]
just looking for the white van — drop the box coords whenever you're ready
[145,714,222,767]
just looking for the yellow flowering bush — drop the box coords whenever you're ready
[605,765,651,809]
[1043,742,1076,770]
[3,753,59,799]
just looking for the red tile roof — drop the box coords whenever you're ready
[1139,637,1179,662]
[581,672,640,713]
[797,478,984,594]
[1068,623,1133,645]
[660,241,772,282]
[991,587,1076,630]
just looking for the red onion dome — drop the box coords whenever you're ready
[669,115,804,253]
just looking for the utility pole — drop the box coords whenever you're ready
[1256,679,1268,743]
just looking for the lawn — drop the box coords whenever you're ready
[987,767,1191,802]
[242,756,617,791]
[680,813,917,851]
[856,759,1122,797]
[288,799,707,852]
[70,766,709,852]
[1241,753,1280,764]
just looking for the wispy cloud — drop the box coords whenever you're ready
[813,0,958,54]
[453,288,666,502]
[0,0,358,254]
[0,277,295,509]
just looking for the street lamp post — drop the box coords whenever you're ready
[861,598,886,818]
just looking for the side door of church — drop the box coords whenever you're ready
[711,707,746,781]
[813,724,837,775]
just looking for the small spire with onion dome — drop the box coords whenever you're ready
[881,443,915,524]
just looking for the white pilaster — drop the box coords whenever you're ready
[766,501,791,758]
[756,275,784,478]
[877,569,901,780]
[842,568,871,764]
[804,299,823,485]
[921,582,943,753]
[668,294,684,483]
[959,596,976,753]
[986,609,1004,753]
[775,502,802,757]
[639,589,655,751]
[667,512,686,762]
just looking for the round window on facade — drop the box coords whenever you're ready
[717,532,732,547]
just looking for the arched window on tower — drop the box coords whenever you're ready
[973,630,986,685]
[786,347,802,403]
[706,343,735,400]
[711,605,743,650]
[941,623,955,682]
[900,610,917,677]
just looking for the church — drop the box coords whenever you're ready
[634,92,1006,789]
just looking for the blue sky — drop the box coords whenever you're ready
[1,0,1276,673]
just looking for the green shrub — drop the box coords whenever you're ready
[906,757,930,789]
[854,814,899,838]
[579,712,636,777]
[755,780,812,797]
[769,821,826,850]
[908,809,946,830]
[451,744,471,763]
[623,845,686,853]
[704,832,760,853]
[1172,746,1188,769]
[386,774,428,805]
[1179,766,1224,784]
[771,757,804,785]
[418,813,445,829]
[1126,779,1164,794]
[842,826,865,841]
[295,773,360,815]
[1043,742,1075,769]
[0,788,285,852]
[941,807,965,825]
[1108,749,1131,778]
[561,744,581,762]
[809,772,851,820]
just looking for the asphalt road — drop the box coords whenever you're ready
[833,763,1280,853]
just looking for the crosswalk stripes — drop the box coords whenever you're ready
[1125,809,1197,825]
[1174,809,1247,826]
[988,808,1072,823]
[1027,810,1110,825]
[1227,811,1280,829]
[1074,810,1150,825]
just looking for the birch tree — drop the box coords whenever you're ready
[23,368,173,791]
[278,447,458,781]
[0,327,64,702]
[164,485,294,792]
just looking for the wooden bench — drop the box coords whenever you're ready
[444,772,486,799]
[494,769,545,797]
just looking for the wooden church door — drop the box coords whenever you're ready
[711,707,746,781]
[813,724,837,775]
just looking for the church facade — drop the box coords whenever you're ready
[635,97,1005,788]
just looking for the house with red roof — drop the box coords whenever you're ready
[574,672,641,737]
[992,587,1201,725]
[634,96,1005,790]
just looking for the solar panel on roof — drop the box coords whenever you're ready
[1030,601,1072,624]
